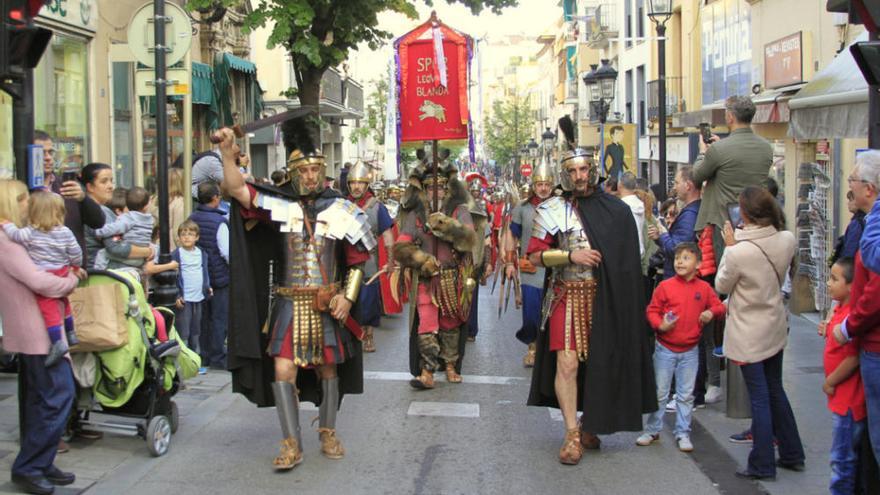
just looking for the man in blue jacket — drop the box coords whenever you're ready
[648,165,701,280]
[857,151,880,273]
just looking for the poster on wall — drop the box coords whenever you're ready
[395,18,472,143]
[602,123,637,179]
[701,0,752,105]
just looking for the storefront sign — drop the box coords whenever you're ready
[638,135,694,164]
[39,0,97,32]
[700,0,752,105]
[764,32,803,89]
[395,20,472,142]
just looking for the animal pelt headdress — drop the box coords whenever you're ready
[398,148,486,261]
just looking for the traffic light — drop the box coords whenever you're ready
[0,0,52,80]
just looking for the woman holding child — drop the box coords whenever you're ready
[716,185,805,480]
[0,179,81,494]
[80,163,153,270]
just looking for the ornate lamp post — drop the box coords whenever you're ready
[541,127,556,156]
[648,0,673,188]
[582,60,617,124]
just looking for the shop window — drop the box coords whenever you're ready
[34,33,90,172]
[112,62,135,188]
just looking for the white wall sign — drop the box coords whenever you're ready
[38,0,97,33]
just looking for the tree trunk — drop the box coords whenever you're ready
[281,66,325,157]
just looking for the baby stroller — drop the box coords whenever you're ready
[66,269,201,456]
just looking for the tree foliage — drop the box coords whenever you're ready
[350,77,389,146]
[484,95,532,171]
[186,0,518,152]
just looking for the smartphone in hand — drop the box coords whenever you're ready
[699,123,713,144]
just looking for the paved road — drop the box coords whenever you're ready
[0,287,834,494]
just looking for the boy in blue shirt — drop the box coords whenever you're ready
[172,220,211,374]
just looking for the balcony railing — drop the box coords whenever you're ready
[583,1,618,44]
[647,77,686,122]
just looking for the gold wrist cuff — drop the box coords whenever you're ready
[343,267,364,303]
[541,249,572,267]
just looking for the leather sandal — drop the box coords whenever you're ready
[273,437,303,471]
[317,428,345,459]
[559,429,584,465]
[445,364,462,384]
[409,369,435,390]
[363,328,376,353]
[523,343,536,368]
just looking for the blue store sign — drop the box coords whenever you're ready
[701,0,752,105]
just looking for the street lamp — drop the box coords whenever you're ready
[648,0,673,194]
[582,60,617,124]
[527,138,539,160]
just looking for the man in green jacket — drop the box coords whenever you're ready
[693,95,772,262]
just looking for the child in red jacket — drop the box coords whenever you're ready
[638,242,726,453]
[822,257,865,494]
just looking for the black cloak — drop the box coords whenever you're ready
[527,189,658,434]
[227,182,364,408]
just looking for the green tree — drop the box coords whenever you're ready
[187,0,517,153]
[350,77,388,147]
[484,96,532,173]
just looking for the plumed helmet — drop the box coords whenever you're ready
[285,115,326,196]
[557,115,599,191]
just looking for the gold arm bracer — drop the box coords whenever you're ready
[541,249,572,267]
[343,267,364,303]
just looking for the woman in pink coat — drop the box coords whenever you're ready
[0,179,81,494]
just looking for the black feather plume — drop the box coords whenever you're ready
[558,115,575,150]
[282,114,320,156]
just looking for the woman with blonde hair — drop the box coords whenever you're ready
[0,180,80,493]
[2,190,84,366]
[167,168,185,248]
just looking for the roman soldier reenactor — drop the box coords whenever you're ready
[217,117,376,471]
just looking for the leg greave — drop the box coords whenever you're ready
[271,381,301,445]
[319,377,340,430]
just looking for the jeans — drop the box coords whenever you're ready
[860,349,880,472]
[740,349,805,476]
[174,300,203,355]
[644,342,699,438]
[830,410,865,495]
[202,286,228,368]
[12,355,75,477]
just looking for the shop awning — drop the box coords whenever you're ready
[788,31,869,140]
[192,62,214,106]
[213,53,264,128]
[223,53,257,74]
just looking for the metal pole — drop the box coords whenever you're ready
[151,0,177,307]
[870,30,879,149]
[657,22,668,193]
[432,139,439,259]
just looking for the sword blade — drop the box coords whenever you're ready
[239,106,318,134]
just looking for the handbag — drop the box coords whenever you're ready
[68,283,129,352]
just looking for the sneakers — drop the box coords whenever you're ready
[705,385,723,404]
[636,433,660,446]
[677,436,694,452]
[665,397,676,412]
[712,346,724,358]
[729,429,753,444]
[198,367,208,375]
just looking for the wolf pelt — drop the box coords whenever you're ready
[396,151,486,266]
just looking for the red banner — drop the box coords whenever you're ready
[396,22,471,142]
